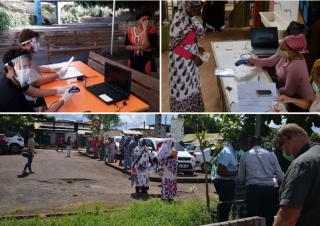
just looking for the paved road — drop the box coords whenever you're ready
[0,149,216,216]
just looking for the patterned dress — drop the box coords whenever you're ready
[159,157,178,201]
[169,1,205,112]
[132,146,150,192]
[158,138,178,201]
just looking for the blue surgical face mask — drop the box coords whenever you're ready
[312,81,320,95]
[282,151,295,162]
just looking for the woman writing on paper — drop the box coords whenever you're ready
[245,34,313,111]
[169,1,206,112]
[278,59,320,112]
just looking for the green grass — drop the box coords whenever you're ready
[0,199,216,226]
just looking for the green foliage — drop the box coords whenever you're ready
[184,114,220,134]
[0,8,10,31]
[0,199,215,226]
[0,115,54,132]
[86,115,122,135]
[7,10,31,27]
[310,132,320,142]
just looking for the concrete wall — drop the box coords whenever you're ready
[170,118,184,142]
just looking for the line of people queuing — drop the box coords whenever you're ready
[211,123,320,226]
[86,134,178,201]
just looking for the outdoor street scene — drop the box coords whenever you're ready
[0,114,319,226]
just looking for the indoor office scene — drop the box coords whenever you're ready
[162,0,320,112]
[0,0,159,112]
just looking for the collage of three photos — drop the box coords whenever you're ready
[0,1,320,226]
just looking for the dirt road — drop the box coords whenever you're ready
[0,149,216,216]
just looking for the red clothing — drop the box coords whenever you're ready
[172,31,197,59]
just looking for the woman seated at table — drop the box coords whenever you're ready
[246,34,314,111]
[125,8,157,75]
[278,59,320,112]
[1,48,72,112]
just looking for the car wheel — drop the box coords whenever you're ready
[9,144,21,153]
[201,162,212,173]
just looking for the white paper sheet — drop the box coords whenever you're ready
[60,66,84,80]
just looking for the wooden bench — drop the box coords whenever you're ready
[88,51,159,112]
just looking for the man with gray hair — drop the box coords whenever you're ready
[273,123,320,226]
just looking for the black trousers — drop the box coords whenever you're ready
[213,179,235,222]
[246,184,278,226]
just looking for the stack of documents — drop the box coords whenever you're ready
[231,82,277,112]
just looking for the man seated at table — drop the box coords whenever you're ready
[19,29,67,75]
[0,48,72,112]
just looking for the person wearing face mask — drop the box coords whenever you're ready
[238,136,284,226]
[246,34,314,112]
[0,48,73,112]
[19,29,66,77]
[125,8,157,75]
[278,59,320,112]
[273,123,320,226]
[169,0,206,112]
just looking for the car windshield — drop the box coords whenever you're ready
[185,144,195,151]
[115,138,122,142]
[174,142,186,152]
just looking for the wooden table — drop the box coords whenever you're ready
[211,40,287,112]
[40,61,150,112]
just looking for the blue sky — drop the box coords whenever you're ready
[49,114,176,129]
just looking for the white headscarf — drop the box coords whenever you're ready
[169,0,205,50]
[158,138,174,160]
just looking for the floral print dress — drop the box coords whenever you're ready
[159,157,178,201]
[132,146,150,192]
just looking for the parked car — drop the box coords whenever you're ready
[194,148,214,173]
[0,133,8,154]
[5,132,24,153]
[144,138,196,175]
[185,143,201,156]
[143,137,164,165]
[174,141,196,175]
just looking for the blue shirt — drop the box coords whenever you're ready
[216,144,238,180]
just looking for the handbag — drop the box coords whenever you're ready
[22,152,29,158]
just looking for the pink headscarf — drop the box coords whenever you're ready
[284,34,307,53]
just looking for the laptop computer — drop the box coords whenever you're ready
[251,27,279,57]
[86,63,131,105]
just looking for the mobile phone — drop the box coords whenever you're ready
[256,90,272,95]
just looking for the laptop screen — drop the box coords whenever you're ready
[104,63,131,93]
[251,27,279,48]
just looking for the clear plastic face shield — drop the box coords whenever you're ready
[21,37,43,53]
[5,54,40,87]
